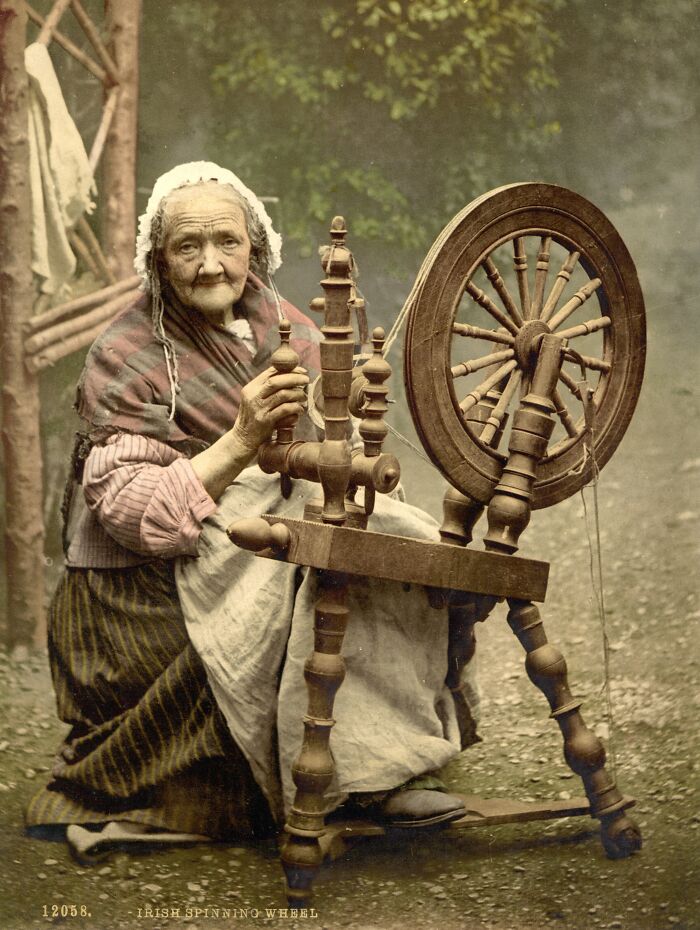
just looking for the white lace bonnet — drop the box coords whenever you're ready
[134,160,283,290]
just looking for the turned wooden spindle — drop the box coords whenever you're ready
[530,235,552,319]
[270,319,301,498]
[464,388,509,448]
[354,327,391,515]
[358,327,391,458]
[281,569,350,906]
[513,236,531,320]
[315,217,355,525]
[484,333,563,554]
[281,218,359,905]
[507,599,641,857]
[271,319,301,445]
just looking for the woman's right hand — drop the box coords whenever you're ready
[232,365,309,454]
[191,365,309,502]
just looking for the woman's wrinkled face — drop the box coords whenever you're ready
[160,182,251,324]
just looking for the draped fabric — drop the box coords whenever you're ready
[26,562,273,839]
[76,272,321,446]
[60,272,321,563]
[177,468,467,821]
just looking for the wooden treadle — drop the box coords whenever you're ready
[317,794,629,861]
[448,793,592,826]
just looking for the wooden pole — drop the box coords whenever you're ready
[70,0,120,86]
[25,287,141,360]
[26,4,108,84]
[35,0,72,44]
[24,274,141,334]
[102,0,140,279]
[0,0,46,650]
[25,305,139,373]
[88,84,119,171]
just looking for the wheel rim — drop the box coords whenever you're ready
[404,183,646,508]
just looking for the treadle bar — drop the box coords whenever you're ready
[317,793,631,861]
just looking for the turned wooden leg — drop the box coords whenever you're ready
[506,598,642,858]
[281,569,350,906]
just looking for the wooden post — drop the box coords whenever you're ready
[102,0,140,279]
[0,0,46,649]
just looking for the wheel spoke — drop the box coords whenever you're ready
[548,278,602,331]
[480,369,522,446]
[464,279,520,336]
[459,359,518,415]
[452,322,514,346]
[564,350,611,374]
[558,315,611,340]
[552,387,579,438]
[513,237,531,319]
[530,236,552,319]
[482,257,524,326]
[451,349,514,379]
[540,250,580,323]
[559,369,582,400]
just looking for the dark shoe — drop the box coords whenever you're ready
[378,789,466,828]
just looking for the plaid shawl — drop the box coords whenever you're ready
[77,273,322,448]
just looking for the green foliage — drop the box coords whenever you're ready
[151,0,565,260]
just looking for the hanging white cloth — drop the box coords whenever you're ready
[25,42,95,295]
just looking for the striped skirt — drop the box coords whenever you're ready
[25,561,273,839]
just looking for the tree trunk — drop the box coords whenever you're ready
[102,0,141,279]
[0,0,46,649]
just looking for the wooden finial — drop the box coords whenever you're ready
[271,319,296,372]
[330,215,346,237]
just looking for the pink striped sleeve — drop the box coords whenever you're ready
[83,433,217,558]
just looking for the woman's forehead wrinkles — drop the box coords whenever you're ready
[168,210,245,229]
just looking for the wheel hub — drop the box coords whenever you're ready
[514,319,551,373]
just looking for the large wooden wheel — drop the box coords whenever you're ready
[404,183,646,508]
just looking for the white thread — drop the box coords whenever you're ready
[578,418,618,780]
[384,420,433,466]
[267,273,284,321]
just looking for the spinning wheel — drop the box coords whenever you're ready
[229,189,646,906]
[404,183,646,507]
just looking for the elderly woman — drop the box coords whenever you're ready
[27,163,475,852]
